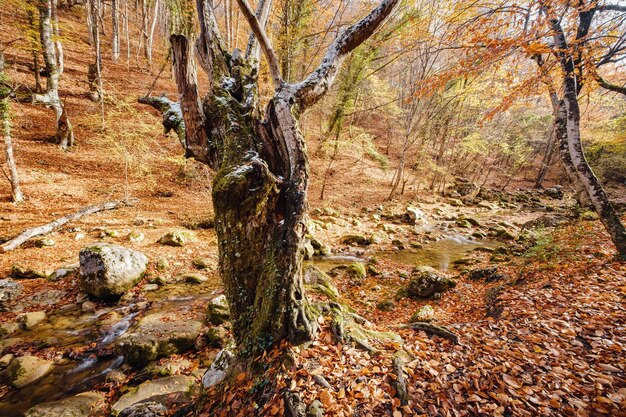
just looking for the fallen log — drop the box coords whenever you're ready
[397,322,459,344]
[1,198,136,252]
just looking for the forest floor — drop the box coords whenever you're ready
[1,8,625,417]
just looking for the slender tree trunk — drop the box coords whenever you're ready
[535,127,555,188]
[51,0,63,74]
[146,0,159,69]
[86,0,94,45]
[27,10,44,93]
[320,130,340,201]
[550,15,626,258]
[112,0,120,61]
[1,53,24,203]
[389,133,408,200]
[2,107,23,203]
[35,0,74,149]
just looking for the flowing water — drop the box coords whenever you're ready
[1,234,491,415]
[311,235,498,272]
[0,280,221,416]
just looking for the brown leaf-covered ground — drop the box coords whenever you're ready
[1,8,625,417]
[203,220,625,417]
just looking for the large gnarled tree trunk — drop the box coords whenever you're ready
[171,0,399,357]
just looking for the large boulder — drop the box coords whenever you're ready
[24,391,106,417]
[79,243,148,298]
[7,355,53,388]
[406,266,456,299]
[111,375,196,416]
[116,312,203,366]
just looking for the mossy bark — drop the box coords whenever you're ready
[171,0,400,359]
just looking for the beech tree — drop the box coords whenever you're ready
[168,0,400,357]
[1,51,24,203]
[32,0,74,149]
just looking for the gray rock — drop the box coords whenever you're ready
[34,238,55,248]
[0,322,19,337]
[79,243,148,298]
[340,234,371,246]
[118,402,168,417]
[192,258,212,270]
[7,355,53,388]
[116,312,203,366]
[406,206,425,224]
[202,349,234,388]
[19,311,46,329]
[306,400,324,417]
[11,265,50,279]
[206,295,230,325]
[111,376,196,416]
[0,278,22,310]
[24,391,106,417]
[177,272,208,284]
[157,231,193,247]
[204,326,228,348]
[406,266,456,299]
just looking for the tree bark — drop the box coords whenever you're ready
[171,0,400,358]
[138,95,185,148]
[34,0,74,149]
[146,0,160,69]
[1,53,24,203]
[534,127,555,189]
[549,14,626,259]
[112,0,120,61]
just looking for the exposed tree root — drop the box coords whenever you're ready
[306,265,402,354]
[397,322,460,344]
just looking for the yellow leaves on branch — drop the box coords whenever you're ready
[524,42,551,56]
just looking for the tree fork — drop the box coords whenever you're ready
[172,0,401,358]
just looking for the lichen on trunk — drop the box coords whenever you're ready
[169,0,401,360]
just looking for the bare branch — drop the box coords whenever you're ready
[592,69,626,96]
[234,0,283,89]
[245,0,273,62]
[595,4,626,13]
[292,0,401,109]
[195,0,228,78]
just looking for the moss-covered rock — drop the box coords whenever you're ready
[79,243,148,299]
[406,266,456,299]
[206,295,230,325]
[347,262,366,280]
[157,231,194,247]
[410,305,434,322]
[11,265,50,280]
[116,313,203,366]
[7,355,53,388]
[340,234,371,246]
[376,300,395,312]
[24,391,106,417]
